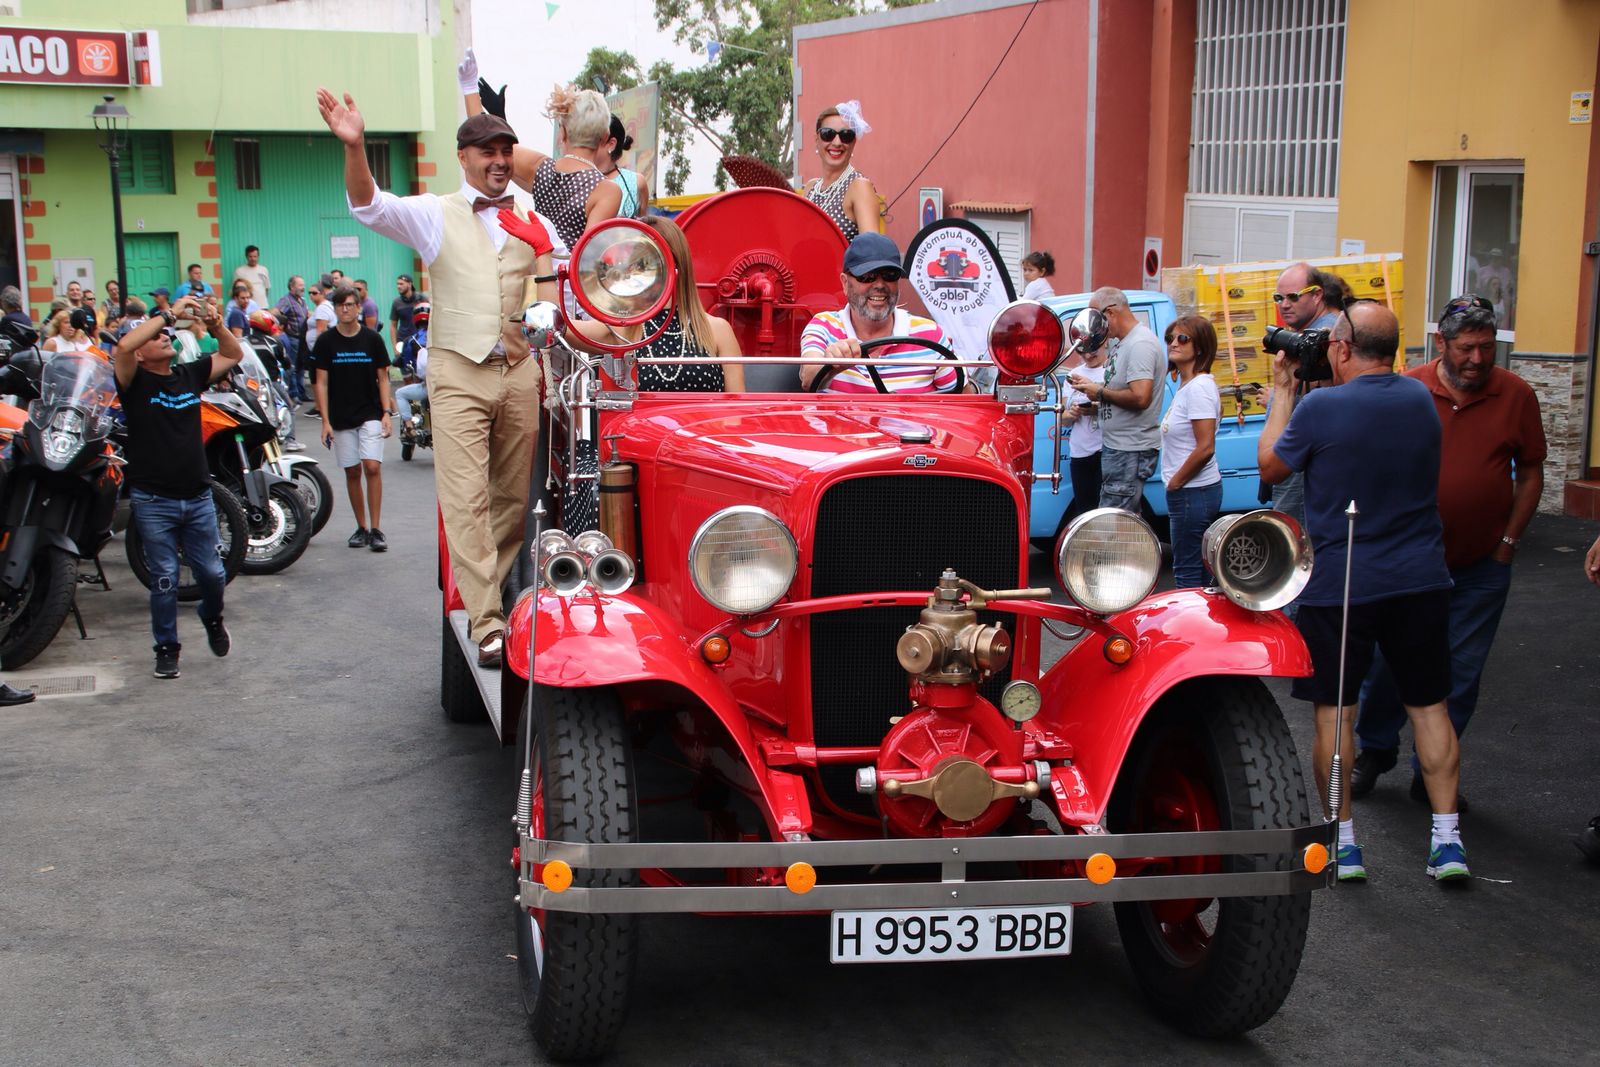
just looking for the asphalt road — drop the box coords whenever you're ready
[2,425,1598,1066]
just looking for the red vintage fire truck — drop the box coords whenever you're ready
[437,190,1330,1061]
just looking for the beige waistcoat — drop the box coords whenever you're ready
[427,192,535,363]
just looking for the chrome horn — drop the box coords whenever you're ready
[537,529,589,596]
[1201,509,1313,612]
[572,530,635,595]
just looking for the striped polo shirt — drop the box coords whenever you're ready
[801,307,960,394]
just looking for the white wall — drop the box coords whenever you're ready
[189,0,439,33]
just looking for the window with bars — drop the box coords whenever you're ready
[365,140,392,192]
[234,138,261,191]
[1189,0,1347,200]
[117,132,173,195]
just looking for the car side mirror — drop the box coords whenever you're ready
[1067,308,1108,354]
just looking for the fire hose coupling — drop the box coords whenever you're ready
[535,528,635,597]
[895,570,1050,681]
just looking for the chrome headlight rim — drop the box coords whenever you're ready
[1054,506,1162,616]
[688,505,798,616]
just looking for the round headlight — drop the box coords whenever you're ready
[570,219,675,327]
[1055,507,1161,615]
[689,506,798,615]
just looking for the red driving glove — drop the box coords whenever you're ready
[498,208,554,256]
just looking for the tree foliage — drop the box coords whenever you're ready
[575,1,929,196]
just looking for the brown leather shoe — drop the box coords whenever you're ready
[477,629,504,668]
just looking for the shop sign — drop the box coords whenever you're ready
[0,27,131,86]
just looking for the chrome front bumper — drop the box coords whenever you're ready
[518,823,1336,913]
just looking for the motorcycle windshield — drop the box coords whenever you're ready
[28,352,118,433]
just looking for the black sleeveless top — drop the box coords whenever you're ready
[635,309,723,392]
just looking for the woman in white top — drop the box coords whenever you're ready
[1161,315,1223,588]
[1062,343,1108,525]
[1021,251,1056,301]
[42,307,97,354]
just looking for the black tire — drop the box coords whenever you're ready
[125,482,248,602]
[1109,677,1312,1037]
[288,463,333,536]
[239,481,313,576]
[0,546,77,669]
[515,685,637,1061]
[440,614,486,724]
[401,442,414,462]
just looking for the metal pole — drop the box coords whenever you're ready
[108,145,127,320]
[1326,499,1359,821]
[516,500,546,836]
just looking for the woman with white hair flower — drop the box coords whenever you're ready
[804,100,880,240]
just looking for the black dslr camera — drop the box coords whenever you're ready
[1261,325,1333,383]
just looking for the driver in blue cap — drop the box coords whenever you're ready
[800,232,970,394]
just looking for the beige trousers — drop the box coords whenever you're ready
[428,348,541,642]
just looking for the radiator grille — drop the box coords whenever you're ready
[808,475,1019,808]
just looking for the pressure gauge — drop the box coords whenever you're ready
[1000,680,1042,723]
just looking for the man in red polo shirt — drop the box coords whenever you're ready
[1352,294,1545,807]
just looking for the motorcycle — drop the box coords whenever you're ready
[234,343,333,535]
[0,333,122,667]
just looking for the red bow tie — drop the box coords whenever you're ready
[472,195,515,213]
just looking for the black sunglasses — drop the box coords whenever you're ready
[1336,297,1380,345]
[817,126,857,144]
[851,268,902,284]
[1438,294,1493,324]
[1167,332,1192,346]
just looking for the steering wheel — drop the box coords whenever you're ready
[806,335,964,394]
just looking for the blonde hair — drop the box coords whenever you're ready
[545,85,611,149]
[643,216,715,356]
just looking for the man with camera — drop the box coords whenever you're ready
[1350,295,1544,809]
[1258,300,1467,883]
[1265,263,1342,527]
[1068,286,1163,514]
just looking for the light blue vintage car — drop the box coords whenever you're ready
[1029,291,1269,547]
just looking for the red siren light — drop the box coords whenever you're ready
[987,300,1066,381]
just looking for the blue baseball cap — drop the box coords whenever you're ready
[149,286,171,298]
[842,232,903,279]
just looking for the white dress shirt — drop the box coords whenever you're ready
[348,183,567,264]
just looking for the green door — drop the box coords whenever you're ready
[215,134,415,302]
[122,232,179,299]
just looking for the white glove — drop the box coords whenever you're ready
[457,48,479,95]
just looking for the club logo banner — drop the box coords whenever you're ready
[904,219,1016,386]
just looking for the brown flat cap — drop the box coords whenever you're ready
[456,113,518,149]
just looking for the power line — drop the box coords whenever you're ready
[885,0,1041,213]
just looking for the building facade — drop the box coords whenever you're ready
[1337,0,1600,514]
[1,0,465,321]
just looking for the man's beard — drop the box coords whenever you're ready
[849,290,893,324]
[1439,355,1486,393]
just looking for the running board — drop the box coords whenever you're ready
[448,609,504,736]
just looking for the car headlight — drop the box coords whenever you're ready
[689,506,798,615]
[1054,507,1161,615]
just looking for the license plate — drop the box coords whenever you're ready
[830,905,1073,963]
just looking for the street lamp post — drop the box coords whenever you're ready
[91,94,130,321]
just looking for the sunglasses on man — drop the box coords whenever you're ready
[1438,294,1493,325]
[851,269,902,284]
[1272,283,1321,305]
[817,127,857,145]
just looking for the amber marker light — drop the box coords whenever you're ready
[785,862,817,894]
[1103,636,1134,665]
[701,634,732,664]
[1085,852,1117,884]
[542,859,574,893]
[1303,842,1330,875]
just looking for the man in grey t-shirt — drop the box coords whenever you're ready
[1069,286,1163,513]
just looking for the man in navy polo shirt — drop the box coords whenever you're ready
[1258,300,1467,884]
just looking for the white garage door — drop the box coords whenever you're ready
[965,212,1029,295]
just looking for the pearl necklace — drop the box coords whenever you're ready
[560,153,600,172]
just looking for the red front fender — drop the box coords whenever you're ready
[506,590,811,836]
[1040,589,1312,824]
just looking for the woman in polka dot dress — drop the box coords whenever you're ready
[804,101,881,241]
[463,74,622,249]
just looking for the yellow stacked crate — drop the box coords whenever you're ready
[1161,255,1404,421]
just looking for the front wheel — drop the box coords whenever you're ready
[0,547,77,669]
[239,481,312,576]
[287,463,333,536]
[1109,677,1312,1036]
[515,685,637,1061]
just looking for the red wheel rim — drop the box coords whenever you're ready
[1129,731,1222,963]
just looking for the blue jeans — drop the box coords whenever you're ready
[131,488,226,649]
[281,335,311,401]
[394,382,428,422]
[1098,447,1158,514]
[1167,481,1222,588]
[1356,555,1513,769]
[1271,470,1306,529]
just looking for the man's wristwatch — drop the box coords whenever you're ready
[1500,535,1519,547]
[158,309,176,327]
